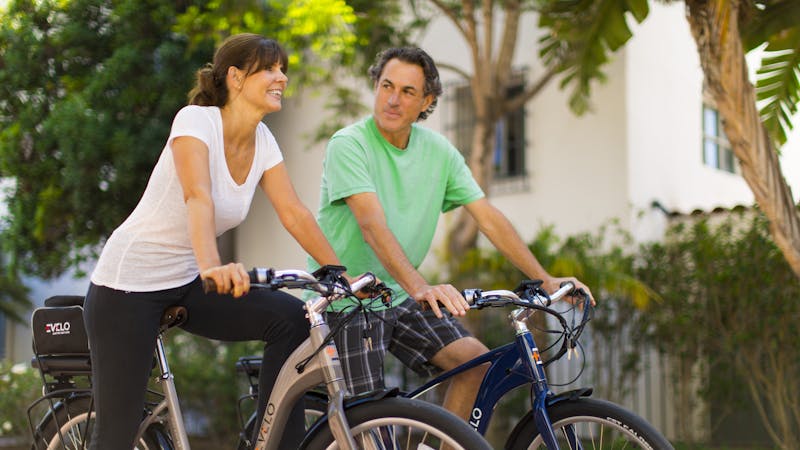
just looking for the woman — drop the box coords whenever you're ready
[84,34,345,449]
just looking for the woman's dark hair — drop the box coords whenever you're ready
[368,47,443,121]
[188,34,288,107]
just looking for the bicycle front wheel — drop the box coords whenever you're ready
[303,397,492,450]
[32,396,172,450]
[237,392,330,450]
[506,398,674,450]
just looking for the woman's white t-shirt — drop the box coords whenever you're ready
[91,105,283,291]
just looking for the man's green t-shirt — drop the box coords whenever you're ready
[309,116,484,310]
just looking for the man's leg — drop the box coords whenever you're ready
[429,337,489,421]
[388,298,490,421]
[326,309,392,395]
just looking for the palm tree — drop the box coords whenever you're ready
[685,0,800,277]
[536,1,800,446]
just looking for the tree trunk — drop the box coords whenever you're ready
[438,0,524,263]
[685,0,800,279]
[687,4,800,439]
[447,118,495,260]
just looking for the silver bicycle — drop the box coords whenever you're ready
[28,266,492,450]
[209,265,492,450]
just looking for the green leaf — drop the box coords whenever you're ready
[625,0,649,23]
[536,0,650,115]
[754,29,800,146]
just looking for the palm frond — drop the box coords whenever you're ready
[753,28,800,146]
[537,0,650,115]
[741,0,800,51]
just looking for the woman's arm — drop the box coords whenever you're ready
[172,136,249,296]
[259,162,342,268]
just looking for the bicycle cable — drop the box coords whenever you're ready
[294,284,392,373]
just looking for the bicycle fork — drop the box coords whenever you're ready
[513,310,582,450]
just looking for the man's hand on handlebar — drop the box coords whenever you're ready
[542,276,596,307]
[344,273,391,302]
[412,283,469,319]
[200,262,250,298]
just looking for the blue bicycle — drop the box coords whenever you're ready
[236,280,674,449]
[403,280,674,450]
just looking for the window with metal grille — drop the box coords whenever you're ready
[445,75,528,187]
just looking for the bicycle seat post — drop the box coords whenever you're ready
[153,309,192,450]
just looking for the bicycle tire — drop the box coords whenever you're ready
[302,397,492,450]
[237,392,329,450]
[505,397,674,450]
[31,395,173,450]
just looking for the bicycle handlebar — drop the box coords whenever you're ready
[462,280,593,367]
[202,265,383,298]
[462,281,582,308]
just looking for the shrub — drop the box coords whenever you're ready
[0,360,42,440]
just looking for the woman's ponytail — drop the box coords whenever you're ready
[188,63,227,106]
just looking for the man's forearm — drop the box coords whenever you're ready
[476,205,550,281]
[360,223,427,296]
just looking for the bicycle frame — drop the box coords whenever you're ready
[252,284,366,450]
[406,307,573,450]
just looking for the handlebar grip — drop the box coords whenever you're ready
[202,277,217,293]
[462,289,482,305]
[201,267,274,294]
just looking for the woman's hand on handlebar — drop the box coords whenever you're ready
[201,262,251,298]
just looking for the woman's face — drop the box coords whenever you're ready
[238,63,287,114]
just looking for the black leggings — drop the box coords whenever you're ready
[83,277,309,449]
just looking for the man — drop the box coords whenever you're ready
[310,47,593,421]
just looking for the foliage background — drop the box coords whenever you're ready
[636,210,800,447]
[0,361,41,440]
[0,0,411,280]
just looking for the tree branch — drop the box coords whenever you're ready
[428,0,470,42]
[502,66,557,116]
[435,61,472,82]
[482,0,493,74]
[495,0,521,84]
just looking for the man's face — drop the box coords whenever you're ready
[372,58,434,141]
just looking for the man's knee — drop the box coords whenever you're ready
[431,337,489,371]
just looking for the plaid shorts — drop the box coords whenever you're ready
[325,297,471,395]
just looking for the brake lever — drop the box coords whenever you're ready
[361,282,394,307]
[514,279,550,306]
